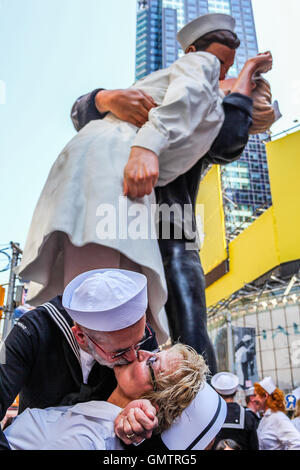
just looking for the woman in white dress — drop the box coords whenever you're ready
[292,399,300,434]
[254,378,300,450]
[3,344,225,450]
[17,13,272,343]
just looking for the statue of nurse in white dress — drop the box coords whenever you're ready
[17,13,272,343]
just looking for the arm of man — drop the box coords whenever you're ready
[124,52,225,198]
[186,92,253,203]
[71,88,106,132]
[206,92,253,164]
[0,321,37,450]
[71,88,156,132]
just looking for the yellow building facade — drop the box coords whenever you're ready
[197,130,300,308]
[197,130,300,391]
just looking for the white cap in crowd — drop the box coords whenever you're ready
[177,12,236,51]
[211,371,240,395]
[62,269,147,331]
[245,386,255,397]
[258,376,276,395]
[292,387,300,401]
[162,382,227,450]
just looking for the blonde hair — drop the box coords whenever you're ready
[254,382,286,413]
[249,75,276,135]
[141,343,209,433]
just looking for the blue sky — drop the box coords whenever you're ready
[0,0,299,285]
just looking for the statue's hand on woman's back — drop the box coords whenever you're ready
[95,89,157,128]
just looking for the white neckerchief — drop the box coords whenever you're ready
[79,348,96,384]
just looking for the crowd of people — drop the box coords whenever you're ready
[0,11,295,452]
[3,268,299,451]
[210,372,300,450]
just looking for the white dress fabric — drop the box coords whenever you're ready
[17,51,224,343]
[4,401,124,450]
[292,416,300,433]
[257,409,300,450]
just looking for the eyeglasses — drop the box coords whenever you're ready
[146,355,158,391]
[84,330,153,360]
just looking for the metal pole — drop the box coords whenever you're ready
[2,242,22,339]
[226,311,235,373]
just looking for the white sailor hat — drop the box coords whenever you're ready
[292,387,300,401]
[258,376,276,395]
[177,13,236,51]
[62,269,147,331]
[211,371,239,395]
[161,382,227,450]
[242,334,252,342]
[245,386,255,397]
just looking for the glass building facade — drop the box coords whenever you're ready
[135,0,272,235]
[136,0,163,80]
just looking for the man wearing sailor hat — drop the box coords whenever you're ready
[244,386,261,427]
[211,371,259,450]
[1,267,228,452]
[63,269,228,451]
[0,269,159,449]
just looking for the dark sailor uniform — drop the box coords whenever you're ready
[246,407,261,429]
[213,402,259,450]
[0,296,157,450]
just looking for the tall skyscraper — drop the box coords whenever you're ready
[136,0,162,80]
[135,0,272,236]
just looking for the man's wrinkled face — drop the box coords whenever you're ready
[73,316,147,368]
[86,341,127,368]
[205,42,236,80]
